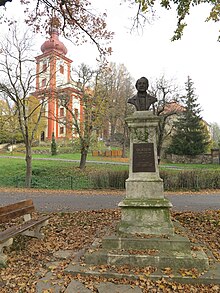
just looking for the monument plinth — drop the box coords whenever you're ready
[118,111,174,235]
[80,77,210,276]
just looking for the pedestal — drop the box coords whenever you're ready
[83,111,210,275]
[118,111,174,235]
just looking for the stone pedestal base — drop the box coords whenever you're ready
[84,234,209,272]
[126,178,164,199]
[118,198,174,235]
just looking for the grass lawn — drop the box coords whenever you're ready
[0,156,128,189]
[0,153,220,190]
[2,151,220,168]
[1,151,129,163]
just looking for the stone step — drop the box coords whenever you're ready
[64,280,142,293]
[84,249,209,272]
[102,235,191,252]
[65,261,220,285]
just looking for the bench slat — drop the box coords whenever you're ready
[0,206,35,224]
[0,199,34,214]
[0,215,50,243]
[0,200,35,224]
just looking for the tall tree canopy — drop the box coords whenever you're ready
[60,63,107,170]
[97,62,134,156]
[150,76,182,158]
[0,97,23,143]
[210,122,220,148]
[168,76,210,156]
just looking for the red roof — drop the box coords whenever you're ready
[41,28,67,55]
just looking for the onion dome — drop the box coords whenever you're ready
[41,28,67,55]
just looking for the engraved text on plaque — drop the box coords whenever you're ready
[133,143,156,172]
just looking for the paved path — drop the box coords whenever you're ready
[0,155,128,165]
[0,189,220,212]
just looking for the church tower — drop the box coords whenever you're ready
[34,27,82,141]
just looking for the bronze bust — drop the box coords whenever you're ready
[128,77,157,111]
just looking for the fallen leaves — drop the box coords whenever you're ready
[0,208,220,292]
[174,210,220,261]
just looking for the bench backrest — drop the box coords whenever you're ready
[0,199,35,224]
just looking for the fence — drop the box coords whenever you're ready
[92,150,123,157]
[166,149,220,165]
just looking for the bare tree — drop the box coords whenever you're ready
[210,122,220,148]
[150,76,182,159]
[0,26,47,187]
[98,63,134,153]
[1,0,113,58]
[60,63,107,169]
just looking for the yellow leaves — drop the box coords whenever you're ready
[212,285,220,291]
[162,267,174,277]
[98,265,107,273]
[56,273,63,279]
[171,283,184,290]
[138,275,146,281]
[179,268,200,279]
[17,282,26,288]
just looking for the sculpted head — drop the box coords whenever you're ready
[135,77,149,93]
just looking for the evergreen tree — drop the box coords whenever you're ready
[51,132,57,156]
[168,76,210,156]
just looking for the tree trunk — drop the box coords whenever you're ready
[25,143,32,188]
[110,119,116,140]
[157,119,166,162]
[79,149,88,170]
[121,125,127,158]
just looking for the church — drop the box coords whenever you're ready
[33,27,83,141]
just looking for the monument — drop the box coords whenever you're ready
[118,76,174,235]
[67,77,216,281]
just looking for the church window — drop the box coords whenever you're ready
[60,107,64,117]
[74,108,79,120]
[42,63,47,72]
[60,126,64,134]
[60,65,64,74]
[41,78,46,87]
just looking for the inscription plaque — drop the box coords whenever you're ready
[133,143,156,172]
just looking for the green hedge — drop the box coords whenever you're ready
[89,170,220,191]
[0,169,220,190]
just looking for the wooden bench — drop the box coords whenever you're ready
[0,199,50,266]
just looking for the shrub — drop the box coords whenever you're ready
[89,170,128,189]
[160,170,220,191]
[89,169,220,191]
[51,132,57,156]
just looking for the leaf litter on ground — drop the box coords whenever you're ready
[1,187,220,196]
[0,208,220,292]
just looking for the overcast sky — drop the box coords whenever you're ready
[1,0,220,125]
